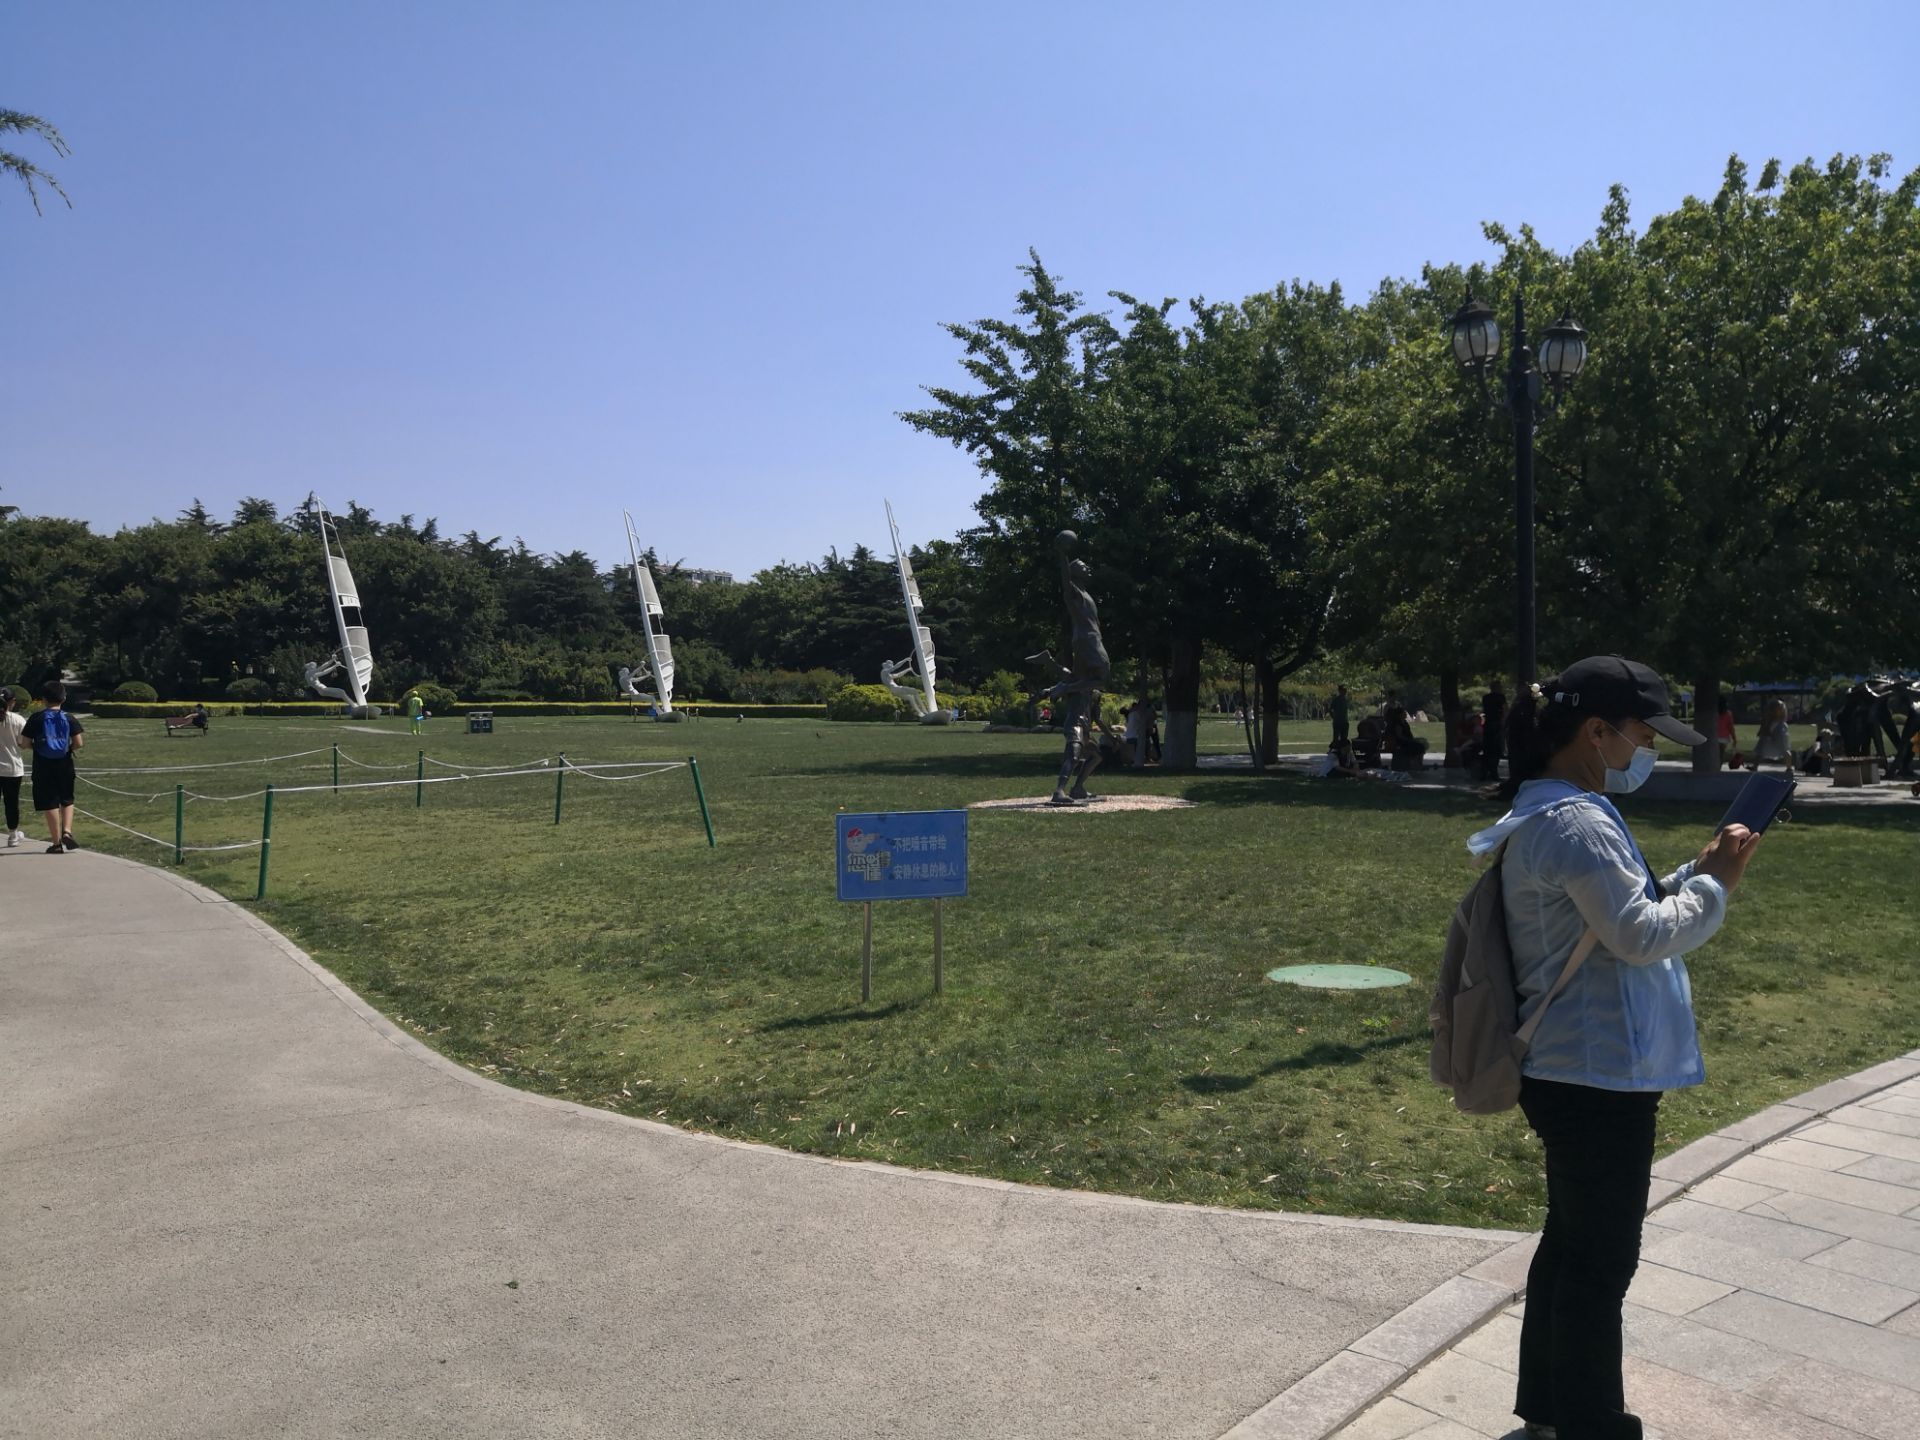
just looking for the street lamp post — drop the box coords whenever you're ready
[1448,289,1588,690]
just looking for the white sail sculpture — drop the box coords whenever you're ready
[619,510,675,717]
[883,499,947,724]
[303,500,378,717]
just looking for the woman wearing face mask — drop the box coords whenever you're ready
[1469,655,1762,1440]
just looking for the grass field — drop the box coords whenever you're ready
[62,712,1919,1230]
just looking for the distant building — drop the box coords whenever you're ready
[681,567,735,586]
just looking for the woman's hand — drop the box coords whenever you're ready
[1696,824,1763,891]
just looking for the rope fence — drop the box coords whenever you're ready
[64,746,716,895]
[85,747,332,775]
[76,807,265,854]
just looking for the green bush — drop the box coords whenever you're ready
[737,668,851,705]
[574,667,616,702]
[110,681,159,703]
[955,694,993,721]
[408,682,458,713]
[89,699,829,720]
[226,678,272,701]
[826,683,908,722]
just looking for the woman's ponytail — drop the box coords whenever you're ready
[1500,675,1590,799]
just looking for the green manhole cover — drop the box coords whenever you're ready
[1266,964,1413,990]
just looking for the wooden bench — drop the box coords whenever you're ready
[163,714,208,737]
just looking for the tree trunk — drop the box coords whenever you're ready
[1439,667,1464,768]
[1692,674,1721,774]
[1164,631,1202,769]
[1256,652,1280,768]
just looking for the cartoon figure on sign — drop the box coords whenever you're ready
[842,827,892,882]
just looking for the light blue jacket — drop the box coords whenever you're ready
[1467,779,1726,1092]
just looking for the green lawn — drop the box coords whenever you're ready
[65,714,1919,1229]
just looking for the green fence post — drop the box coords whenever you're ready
[256,786,275,900]
[416,750,425,808]
[554,752,566,825]
[174,784,184,865]
[689,756,715,847]
[332,743,339,795]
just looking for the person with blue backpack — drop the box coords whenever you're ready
[21,679,85,853]
[1465,656,1762,1440]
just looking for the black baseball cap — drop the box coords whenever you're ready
[1547,655,1706,747]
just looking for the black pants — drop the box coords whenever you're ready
[1516,1077,1661,1440]
[1,775,19,831]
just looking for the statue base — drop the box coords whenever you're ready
[919,711,953,726]
[967,795,1197,814]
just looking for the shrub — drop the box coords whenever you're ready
[409,682,458,713]
[87,699,832,720]
[111,681,159,703]
[955,694,993,721]
[226,677,272,701]
[737,668,851,705]
[826,683,907,722]
[573,667,616,702]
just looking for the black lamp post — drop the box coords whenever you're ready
[1447,289,1588,689]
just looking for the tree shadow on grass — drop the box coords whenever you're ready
[835,751,1059,783]
[1180,1031,1419,1094]
[760,998,922,1031]
[1175,774,1498,820]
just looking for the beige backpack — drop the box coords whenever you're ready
[1428,846,1598,1114]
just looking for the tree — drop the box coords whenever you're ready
[1551,155,1920,769]
[900,251,1119,669]
[1,109,70,214]
[1313,264,1522,760]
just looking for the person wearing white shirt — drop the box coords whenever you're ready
[1,687,25,845]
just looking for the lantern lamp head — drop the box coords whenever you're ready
[1448,292,1500,372]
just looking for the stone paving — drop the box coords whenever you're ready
[1324,1056,1920,1440]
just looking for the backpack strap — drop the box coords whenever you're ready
[1514,927,1600,1048]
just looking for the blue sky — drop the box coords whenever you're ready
[6,1,1917,576]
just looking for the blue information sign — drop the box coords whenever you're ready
[836,810,968,902]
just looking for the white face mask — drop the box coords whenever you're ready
[1603,723,1658,793]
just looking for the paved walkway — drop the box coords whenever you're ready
[1,850,1511,1440]
[1326,1061,1920,1440]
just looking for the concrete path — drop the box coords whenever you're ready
[1326,1058,1920,1440]
[1,850,1513,1440]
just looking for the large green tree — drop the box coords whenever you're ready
[1551,155,1920,768]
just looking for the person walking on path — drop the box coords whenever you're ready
[20,679,84,853]
[1469,656,1763,1440]
[1,687,26,847]
[406,689,425,736]
[1330,683,1351,747]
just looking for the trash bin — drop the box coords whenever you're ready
[467,711,494,735]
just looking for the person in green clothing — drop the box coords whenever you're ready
[406,690,425,735]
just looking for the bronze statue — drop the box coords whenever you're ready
[1028,530,1112,806]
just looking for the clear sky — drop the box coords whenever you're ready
[6,1,1917,577]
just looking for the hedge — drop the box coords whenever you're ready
[86,700,828,721]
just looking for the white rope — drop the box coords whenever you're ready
[78,776,177,801]
[423,754,554,772]
[559,758,686,782]
[335,750,417,771]
[86,747,330,775]
[269,765,560,795]
[74,807,263,852]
